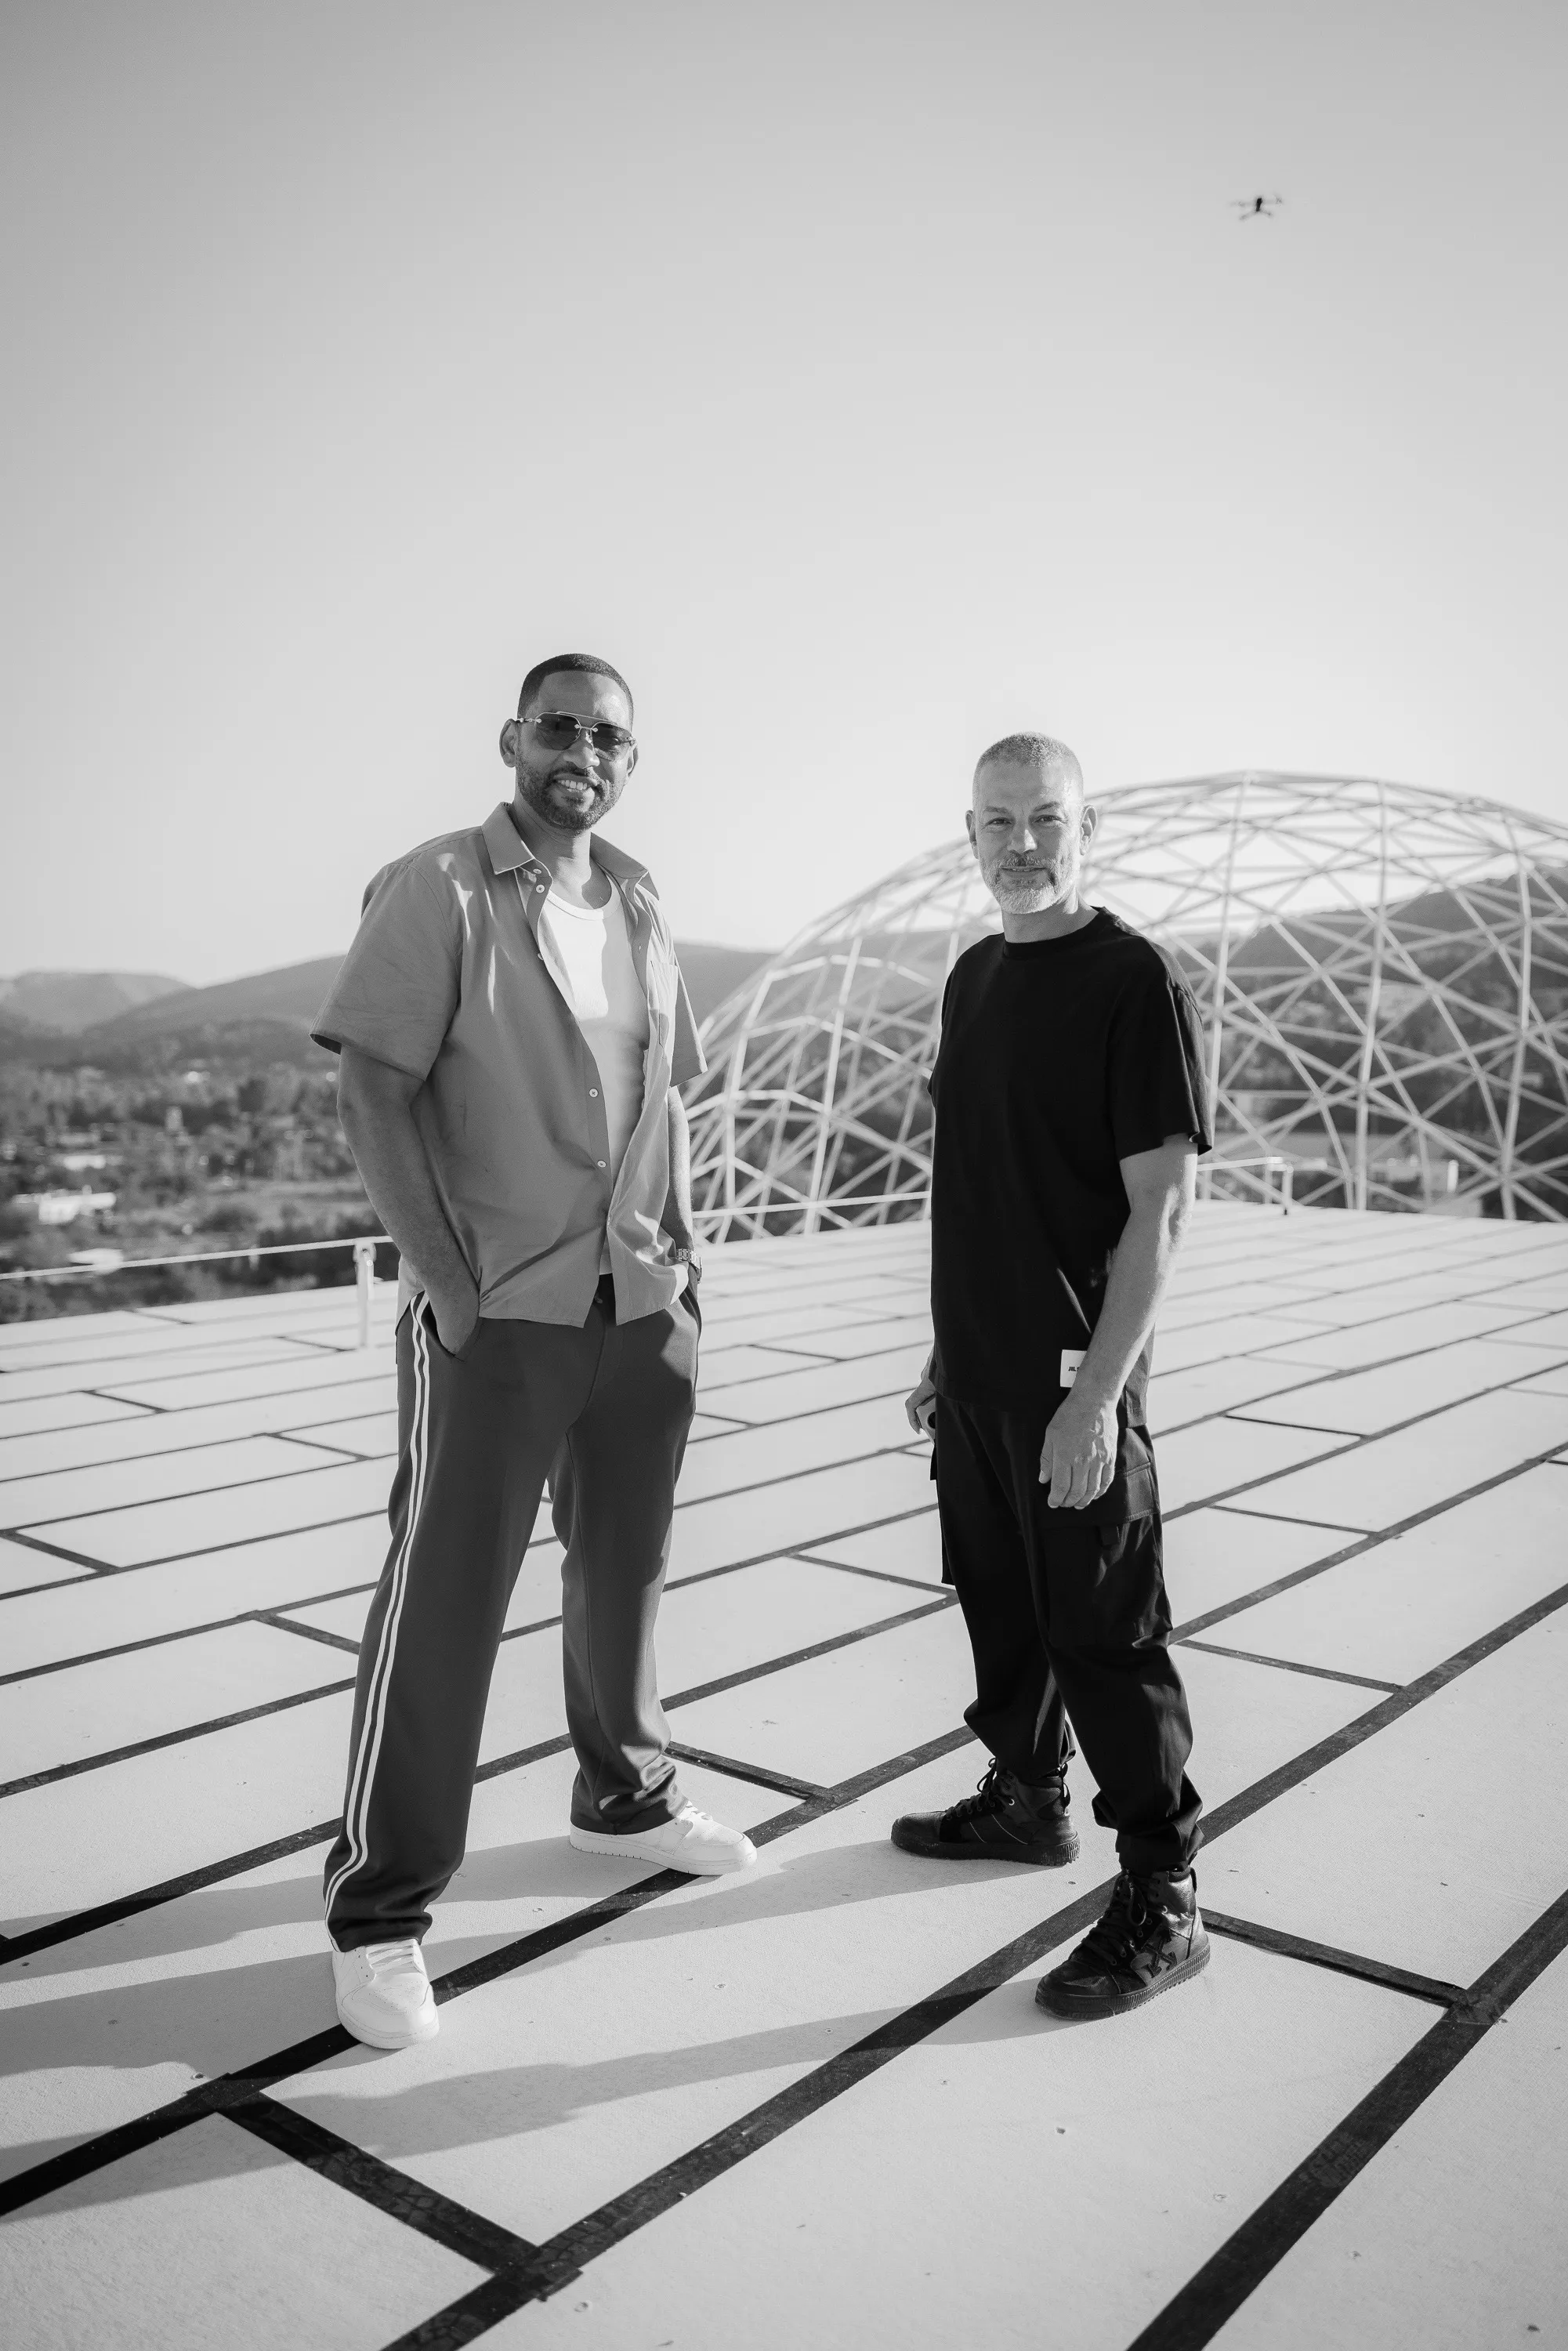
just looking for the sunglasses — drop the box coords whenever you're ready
[525,712,637,759]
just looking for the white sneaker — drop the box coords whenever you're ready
[331,1937,440,2049]
[569,1802,759,1876]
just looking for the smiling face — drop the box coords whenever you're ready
[499,667,638,838]
[967,750,1095,915]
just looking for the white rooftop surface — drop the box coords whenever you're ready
[2,1202,1567,2351]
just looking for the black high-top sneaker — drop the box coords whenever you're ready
[1036,1866,1210,2018]
[891,1759,1079,1866]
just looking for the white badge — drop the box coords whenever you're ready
[1060,1349,1085,1388]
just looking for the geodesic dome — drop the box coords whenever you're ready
[686,773,1568,1233]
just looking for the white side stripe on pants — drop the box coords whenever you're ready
[324,1302,434,1926]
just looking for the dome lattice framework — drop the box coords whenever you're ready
[685,773,1568,1233]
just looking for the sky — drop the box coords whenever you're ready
[3,0,1565,983]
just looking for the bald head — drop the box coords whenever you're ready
[973,732,1084,808]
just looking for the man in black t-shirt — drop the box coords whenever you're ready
[893,733,1212,2020]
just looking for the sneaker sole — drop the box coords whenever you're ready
[890,1821,1080,1867]
[334,1998,440,2050]
[1034,1939,1211,2020]
[567,1822,757,1875]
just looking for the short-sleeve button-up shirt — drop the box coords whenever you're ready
[313,803,706,1325]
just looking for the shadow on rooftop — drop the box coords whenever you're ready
[2,1828,1061,2168]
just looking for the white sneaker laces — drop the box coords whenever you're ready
[362,1937,422,1974]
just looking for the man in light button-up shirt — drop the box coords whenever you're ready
[313,653,757,2051]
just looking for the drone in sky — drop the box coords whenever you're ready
[1231,194,1284,219]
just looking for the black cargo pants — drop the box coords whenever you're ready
[935,1393,1201,1876]
[324,1278,699,1950]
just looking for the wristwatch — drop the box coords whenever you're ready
[670,1243,702,1284]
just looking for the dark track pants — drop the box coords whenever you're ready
[935,1394,1202,1876]
[324,1281,699,1949]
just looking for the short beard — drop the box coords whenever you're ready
[987,856,1070,913]
[519,770,610,837]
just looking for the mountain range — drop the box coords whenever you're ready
[0,944,775,1074]
[0,971,188,1034]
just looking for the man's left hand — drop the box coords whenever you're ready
[1039,1391,1118,1509]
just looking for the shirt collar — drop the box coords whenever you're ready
[481,802,650,889]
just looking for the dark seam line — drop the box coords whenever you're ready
[0,1579,380,1683]
[0,1369,901,1514]
[0,1677,355,1801]
[11,1505,390,1578]
[2,1596,962,1946]
[1174,1639,1403,1696]
[1197,1581,1568,1848]
[498,1610,563,1644]
[356,1584,1568,2336]
[660,1503,940,1594]
[1150,1331,1566,1439]
[34,1529,940,1793]
[710,1344,853,1371]
[1162,1444,1360,1523]
[226,2093,549,2279]
[1200,1911,1467,2009]
[694,1382,915,1436]
[1217,1349,1568,1449]
[92,1366,389,1409]
[1173,1441,1568,1641]
[664,1435,934,1513]
[268,1434,375,1462]
[0,1335,317,1383]
[1147,1287,1557,1382]
[2,1819,342,1962]
[3,1335,346,1389]
[1125,1885,1568,2351]
[258,1613,363,1656]
[664,1592,955,1712]
[0,1572,96,1603]
[468,1882,1122,2318]
[1206,1505,1368,1534]
[377,2269,559,2351]
[0,1529,114,1572]
[477,1595,959,1787]
[0,1476,938,1609]
[14,1389,164,1425]
[0,1610,340,1686]
[9,1451,382,1533]
[0,1429,934,1581]
[0,1409,389,1492]
[789,1549,941,1593]
[1,1578,951,1843]
[0,1726,976,2219]
[705,1345,912,1392]
[664,1743,826,1801]
[704,1340,842,1369]
[6,1324,1552,1824]
[2,1341,1555,2238]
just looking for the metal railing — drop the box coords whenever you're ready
[2,1163,1302,1343]
[1197,1155,1295,1212]
[0,1233,392,1347]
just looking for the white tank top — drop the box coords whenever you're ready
[538,882,650,1230]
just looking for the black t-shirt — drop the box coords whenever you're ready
[929,908,1211,1421]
